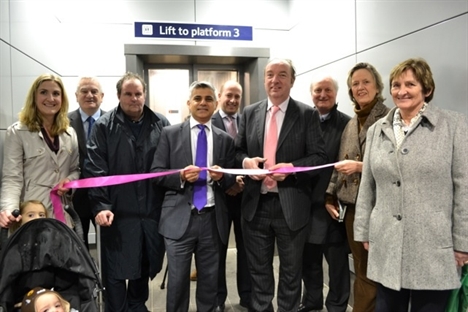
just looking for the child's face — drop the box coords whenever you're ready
[34,293,65,312]
[21,203,47,225]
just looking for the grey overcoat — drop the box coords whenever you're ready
[354,104,468,290]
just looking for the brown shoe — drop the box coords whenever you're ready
[190,269,197,281]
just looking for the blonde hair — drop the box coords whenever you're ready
[19,73,70,136]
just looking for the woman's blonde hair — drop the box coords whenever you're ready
[19,73,70,136]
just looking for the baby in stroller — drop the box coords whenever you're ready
[20,287,71,312]
[0,206,102,312]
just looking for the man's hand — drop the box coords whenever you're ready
[268,163,293,181]
[95,210,114,227]
[243,157,267,181]
[226,176,245,196]
[208,165,223,181]
[181,165,201,183]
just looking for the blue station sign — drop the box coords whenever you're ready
[135,22,253,41]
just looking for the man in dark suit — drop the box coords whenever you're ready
[68,77,105,248]
[211,80,251,311]
[236,58,327,311]
[300,76,351,312]
[151,81,236,312]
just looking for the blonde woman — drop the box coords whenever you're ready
[0,74,79,228]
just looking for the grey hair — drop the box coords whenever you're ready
[310,76,339,93]
[188,81,218,101]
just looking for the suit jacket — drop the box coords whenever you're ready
[236,98,328,231]
[308,105,351,244]
[151,120,236,245]
[211,110,240,134]
[68,109,106,216]
[68,109,106,172]
[354,104,468,291]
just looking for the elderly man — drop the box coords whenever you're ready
[236,58,327,311]
[68,77,105,248]
[300,76,351,312]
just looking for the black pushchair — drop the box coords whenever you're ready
[0,217,103,311]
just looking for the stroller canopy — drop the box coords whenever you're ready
[0,218,102,312]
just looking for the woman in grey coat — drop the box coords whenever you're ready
[354,58,468,311]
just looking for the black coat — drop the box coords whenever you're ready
[308,105,351,244]
[84,105,170,279]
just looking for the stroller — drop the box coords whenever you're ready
[0,216,103,311]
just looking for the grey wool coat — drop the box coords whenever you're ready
[354,104,468,291]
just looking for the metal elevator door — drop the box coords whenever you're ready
[147,65,240,124]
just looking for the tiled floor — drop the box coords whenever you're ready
[145,249,354,312]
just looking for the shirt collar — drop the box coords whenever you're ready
[190,116,212,131]
[267,97,289,113]
[218,109,237,120]
[79,108,101,122]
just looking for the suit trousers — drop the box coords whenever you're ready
[242,193,308,312]
[165,209,219,312]
[103,248,150,312]
[217,194,251,305]
[344,204,376,312]
[375,283,451,312]
[301,241,350,312]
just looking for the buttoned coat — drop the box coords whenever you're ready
[326,100,389,204]
[236,98,328,231]
[354,104,468,290]
[151,120,236,245]
[0,122,80,217]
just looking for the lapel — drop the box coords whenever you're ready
[255,100,268,152]
[181,121,193,165]
[70,110,87,155]
[277,98,299,151]
[212,125,221,165]
[211,111,226,131]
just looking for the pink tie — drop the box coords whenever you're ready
[263,106,280,189]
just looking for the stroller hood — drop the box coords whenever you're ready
[0,218,102,312]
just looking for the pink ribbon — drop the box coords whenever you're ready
[51,163,337,223]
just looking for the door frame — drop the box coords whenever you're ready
[124,44,270,110]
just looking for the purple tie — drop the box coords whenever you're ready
[193,124,207,210]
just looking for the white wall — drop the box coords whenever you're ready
[1,0,467,169]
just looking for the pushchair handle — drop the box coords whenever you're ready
[0,209,20,251]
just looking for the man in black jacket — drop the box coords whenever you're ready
[300,76,351,312]
[84,72,169,312]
